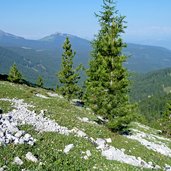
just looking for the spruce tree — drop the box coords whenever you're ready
[84,0,134,132]
[57,37,81,100]
[160,102,171,136]
[36,76,44,88]
[8,63,22,83]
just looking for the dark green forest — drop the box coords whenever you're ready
[130,68,171,125]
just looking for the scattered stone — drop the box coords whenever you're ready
[47,92,63,99]
[0,113,35,145]
[71,128,87,137]
[35,94,48,99]
[83,156,88,160]
[96,116,108,124]
[23,133,31,141]
[126,129,171,157]
[79,117,89,122]
[13,156,23,165]
[0,98,70,136]
[154,165,161,170]
[81,150,91,160]
[25,152,38,163]
[77,117,97,125]
[15,130,24,138]
[148,161,153,166]
[0,98,168,170]
[121,148,125,152]
[0,166,7,171]
[95,138,106,149]
[165,164,171,171]
[101,146,152,169]
[106,138,112,143]
[0,109,3,114]
[86,150,91,157]
[64,144,74,154]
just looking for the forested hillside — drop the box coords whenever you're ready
[130,68,171,121]
[1,30,171,87]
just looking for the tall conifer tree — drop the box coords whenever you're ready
[84,0,134,132]
[57,37,81,100]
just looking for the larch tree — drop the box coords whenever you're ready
[57,37,82,100]
[84,0,134,132]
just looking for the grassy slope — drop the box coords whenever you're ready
[0,81,171,170]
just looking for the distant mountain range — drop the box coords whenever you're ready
[0,29,171,87]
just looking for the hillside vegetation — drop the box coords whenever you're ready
[0,81,171,170]
[130,68,171,122]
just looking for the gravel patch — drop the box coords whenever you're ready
[0,98,70,135]
[0,113,35,145]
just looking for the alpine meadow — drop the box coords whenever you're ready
[0,0,171,170]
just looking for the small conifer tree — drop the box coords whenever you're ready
[160,102,171,136]
[36,76,44,88]
[57,37,81,100]
[8,63,22,83]
[84,0,134,132]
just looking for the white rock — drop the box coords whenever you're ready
[86,150,91,157]
[165,164,171,171]
[0,166,7,171]
[0,98,163,170]
[23,134,31,141]
[106,138,112,143]
[19,138,24,144]
[14,138,19,144]
[95,138,106,149]
[64,144,74,154]
[155,165,161,169]
[126,129,171,157]
[13,156,23,165]
[83,156,88,160]
[28,141,34,146]
[71,128,87,137]
[15,131,24,138]
[25,152,38,162]
[121,148,125,152]
[0,131,4,137]
[47,92,63,98]
[36,94,48,99]
[148,161,153,166]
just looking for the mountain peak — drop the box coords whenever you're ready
[40,32,80,42]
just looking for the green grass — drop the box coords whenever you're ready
[0,81,171,170]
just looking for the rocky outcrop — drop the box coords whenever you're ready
[0,114,35,145]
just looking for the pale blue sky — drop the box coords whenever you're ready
[0,0,171,46]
